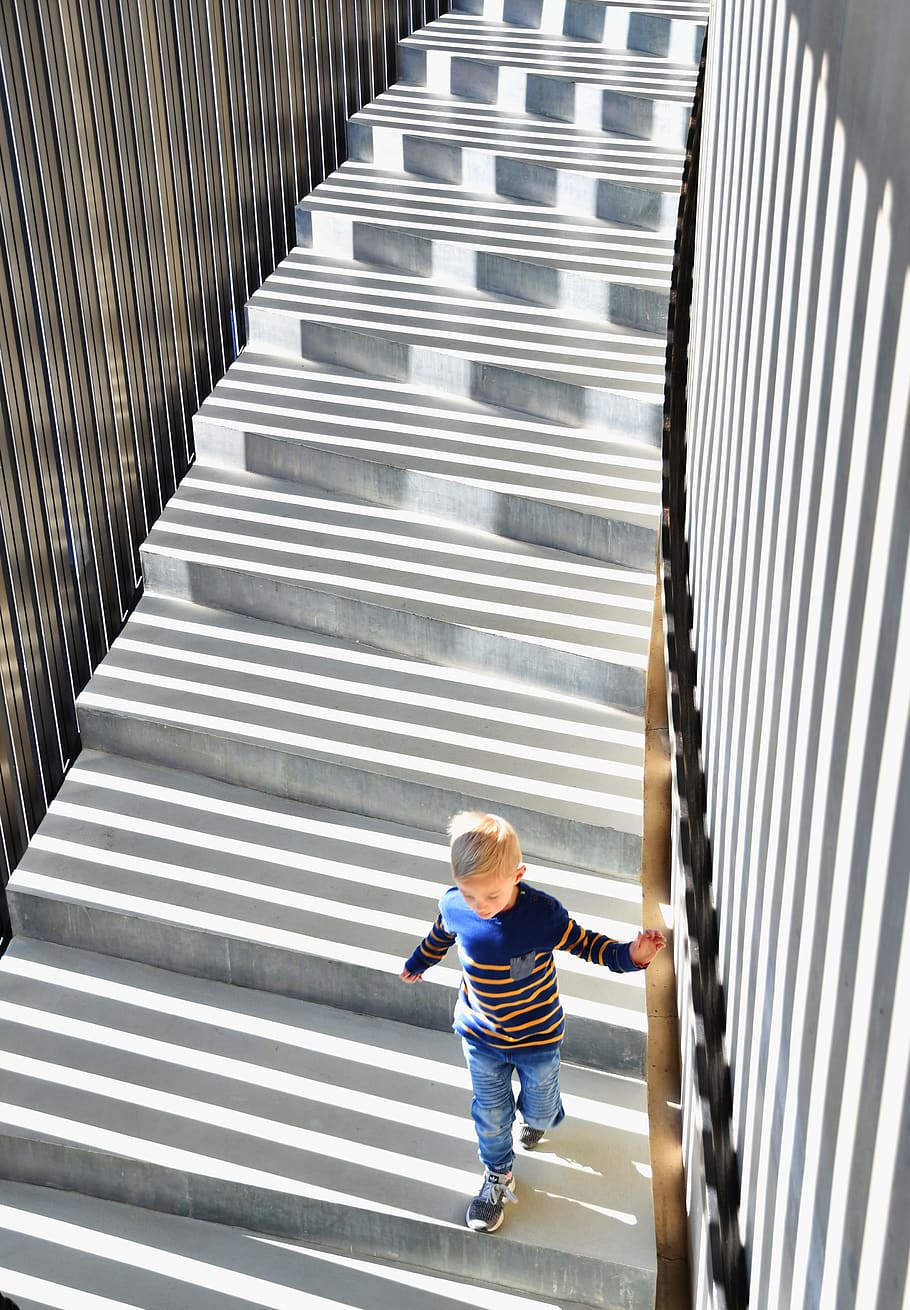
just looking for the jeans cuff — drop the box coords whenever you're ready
[483,1157,514,1175]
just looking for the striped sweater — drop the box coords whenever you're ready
[404,882,641,1051]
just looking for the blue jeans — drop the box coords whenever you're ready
[461,1039,565,1174]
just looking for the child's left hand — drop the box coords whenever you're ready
[629,928,667,967]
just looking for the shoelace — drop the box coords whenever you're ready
[483,1173,519,1206]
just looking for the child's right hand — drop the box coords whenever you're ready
[629,928,667,967]
[400,968,424,983]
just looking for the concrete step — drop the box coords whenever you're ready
[0,940,657,1307]
[451,0,707,63]
[297,160,672,330]
[246,249,665,441]
[0,1181,602,1310]
[399,15,698,146]
[7,751,649,1072]
[74,593,645,876]
[347,84,685,233]
[0,1179,616,1310]
[140,465,654,710]
[193,350,662,571]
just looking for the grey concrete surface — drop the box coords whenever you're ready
[399,16,697,144]
[296,161,674,330]
[450,0,706,62]
[0,1179,633,1310]
[346,88,684,232]
[74,593,646,874]
[7,750,649,1072]
[0,2,709,1305]
[245,248,666,440]
[139,464,654,708]
[192,350,662,570]
[0,940,656,1307]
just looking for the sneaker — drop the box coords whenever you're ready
[465,1168,518,1232]
[519,1124,546,1150]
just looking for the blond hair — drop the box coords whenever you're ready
[448,811,522,882]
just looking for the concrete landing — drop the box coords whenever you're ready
[0,1180,613,1310]
[7,750,649,1073]
[0,941,657,1308]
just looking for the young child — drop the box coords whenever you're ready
[401,811,666,1233]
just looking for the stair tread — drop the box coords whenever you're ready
[0,1179,617,1310]
[453,0,707,42]
[322,159,675,244]
[452,0,708,24]
[351,84,685,187]
[143,465,654,666]
[0,939,657,1276]
[304,161,674,283]
[197,350,661,529]
[0,1180,606,1310]
[249,248,666,401]
[405,15,700,99]
[77,594,645,834]
[11,751,648,1030]
[1,0,688,1300]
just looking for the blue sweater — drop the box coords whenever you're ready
[405,881,641,1051]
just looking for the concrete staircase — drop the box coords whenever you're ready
[0,2,704,1306]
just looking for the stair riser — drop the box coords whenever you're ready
[601,90,692,148]
[399,47,692,147]
[451,0,706,61]
[297,206,670,333]
[140,549,647,712]
[244,306,663,442]
[347,119,679,234]
[193,419,660,571]
[0,1133,654,1307]
[6,891,647,1073]
[76,707,643,876]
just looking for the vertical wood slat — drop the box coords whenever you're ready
[0,0,451,922]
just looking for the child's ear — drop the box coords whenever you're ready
[515,864,527,883]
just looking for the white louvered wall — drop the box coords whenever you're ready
[675,0,910,1305]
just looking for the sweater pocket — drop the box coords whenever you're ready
[510,951,536,981]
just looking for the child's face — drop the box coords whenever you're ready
[456,863,526,919]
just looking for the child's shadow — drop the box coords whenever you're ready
[502,1117,653,1261]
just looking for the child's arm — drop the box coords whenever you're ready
[557,919,666,972]
[400,912,456,983]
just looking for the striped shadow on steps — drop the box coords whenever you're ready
[347,86,685,232]
[0,1179,640,1310]
[450,0,707,63]
[245,248,667,437]
[2,3,706,1306]
[193,350,663,571]
[398,14,698,145]
[297,161,675,330]
[0,940,656,1307]
[140,464,656,710]
[7,750,650,1073]
[74,592,646,878]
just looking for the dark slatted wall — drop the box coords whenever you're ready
[0,0,450,930]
